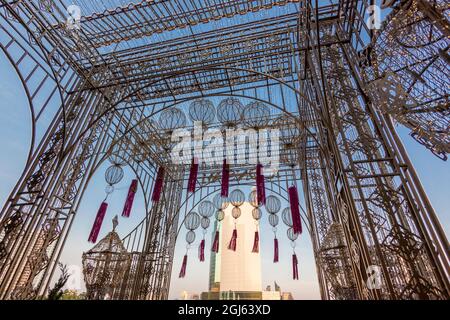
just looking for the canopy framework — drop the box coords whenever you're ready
[0,0,448,300]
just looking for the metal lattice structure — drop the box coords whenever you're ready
[0,0,449,300]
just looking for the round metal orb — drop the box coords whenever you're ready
[217,98,243,126]
[199,200,215,218]
[248,190,259,207]
[215,210,225,221]
[213,193,229,210]
[232,207,241,219]
[201,217,210,229]
[105,185,115,195]
[242,101,270,129]
[188,99,216,125]
[252,207,262,220]
[105,165,124,185]
[282,207,293,227]
[108,142,129,166]
[266,195,281,214]
[158,107,187,132]
[287,227,299,241]
[230,189,245,207]
[186,230,196,244]
[184,212,201,230]
[268,213,279,227]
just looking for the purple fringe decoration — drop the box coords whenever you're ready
[212,231,220,253]
[292,253,299,280]
[199,239,205,262]
[256,164,266,205]
[252,231,259,253]
[221,159,229,197]
[122,179,138,218]
[187,158,199,193]
[288,185,302,234]
[228,229,237,251]
[274,238,279,263]
[179,254,188,278]
[88,202,108,243]
[151,167,165,202]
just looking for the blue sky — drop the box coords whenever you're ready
[0,43,449,300]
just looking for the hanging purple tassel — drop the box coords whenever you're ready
[122,179,138,218]
[88,202,108,243]
[199,239,205,262]
[221,159,230,197]
[252,231,259,253]
[289,185,302,234]
[292,253,299,280]
[187,158,199,193]
[212,231,220,253]
[228,229,237,251]
[274,238,279,263]
[256,163,266,205]
[151,167,165,202]
[179,254,188,278]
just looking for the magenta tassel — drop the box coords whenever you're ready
[292,253,299,280]
[228,229,237,251]
[221,159,230,197]
[88,202,108,243]
[122,179,138,218]
[256,164,266,205]
[151,167,165,202]
[252,231,259,253]
[179,254,188,278]
[288,185,302,234]
[212,231,220,253]
[199,239,205,262]
[187,158,199,193]
[274,238,279,263]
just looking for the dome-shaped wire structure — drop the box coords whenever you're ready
[158,107,187,132]
[188,99,216,125]
[200,217,210,229]
[266,195,281,214]
[105,165,124,186]
[252,207,262,220]
[215,210,225,221]
[184,212,200,230]
[232,207,241,219]
[213,193,229,210]
[248,190,259,207]
[243,101,270,129]
[186,230,196,244]
[217,98,243,126]
[82,228,131,300]
[199,200,215,218]
[282,207,293,227]
[287,227,299,241]
[268,213,279,227]
[230,189,245,207]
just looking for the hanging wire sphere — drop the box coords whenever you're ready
[199,200,215,218]
[252,208,262,220]
[201,217,210,229]
[230,189,245,207]
[232,207,241,219]
[266,195,281,214]
[287,227,299,241]
[215,210,225,222]
[268,213,279,227]
[213,193,229,210]
[184,212,201,230]
[282,207,293,227]
[158,107,187,132]
[217,98,244,127]
[188,99,216,125]
[186,230,196,244]
[243,101,270,129]
[105,185,115,194]
[105,165,124,185]
[248,190,259,207]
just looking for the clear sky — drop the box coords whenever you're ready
[0,47,448,300]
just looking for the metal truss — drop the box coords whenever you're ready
[0,0,448,300]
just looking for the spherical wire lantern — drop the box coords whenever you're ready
[243,101,270,129]
[248,189,259,208]
[282,207,293,227]
[266,195,281,214]
[184,212,200,231]
[186,230,196,244]
[215,210,225,222]
[158,107,187,133]
[268,213,279,228]
[232,207,241,219]
[199,200,215,218]
[213,193,229,210]
[230,189,245,207]
[252,207,262,220]
[217,98,244,127]
[105,165,124,186]
[189,99,216,126]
